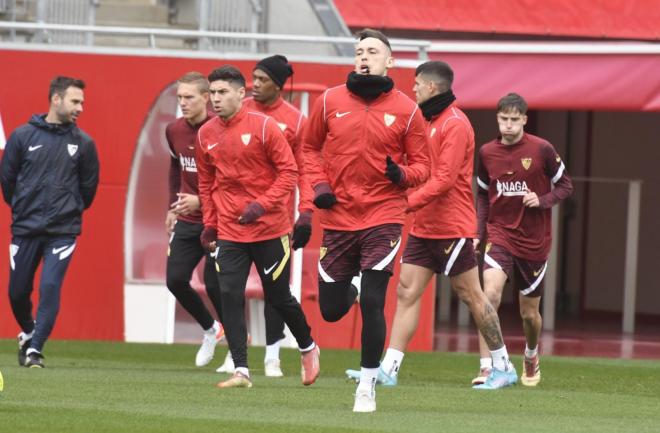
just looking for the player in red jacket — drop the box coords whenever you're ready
[475,93,573,387]
[303,29,430,412]
[196,66,319,389]
[346,61,517,390]
[165,72,224,369]
[223,55,312,378]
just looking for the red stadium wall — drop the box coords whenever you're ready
[0,48,435,350]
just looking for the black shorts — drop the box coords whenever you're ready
[483,243,547,297]
[318,224,402,282]
[402,235,477,277]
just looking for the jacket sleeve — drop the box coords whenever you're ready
[400,106,430,188]
[195,131,217,229]
[476,147,490,242]
[165,126,181,209]
[538,142,573,209]
[78,137,100,209]
[407,118,469,212]
[302,92,330,189]
[256,118,299,212]
[292,114,314,214]
[0,131,22,205]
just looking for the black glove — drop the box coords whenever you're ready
[239,201,265,225]
[313,182,337,209]
[385,155,405,185]
[200,226,217,252]
[292,211,312,250]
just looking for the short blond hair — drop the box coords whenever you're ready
[177,71,209,94]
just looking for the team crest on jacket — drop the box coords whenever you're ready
[277,122,287,131]
[384,113,396,127]
[241,134,251,145]
[67,144,78,156]
[521,158,532,170]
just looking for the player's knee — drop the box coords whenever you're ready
[483,286,502,308]
[359,290,385,317]
[396,280,418,307]
[219,285,244,304]
[318,280,353,322]
[263,286,292,308]
[520,305,539,322]
[165,273,188,294]
[319,302,346,322]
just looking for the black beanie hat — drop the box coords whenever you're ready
[254,55,293,88]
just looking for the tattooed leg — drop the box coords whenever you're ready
[451,267,506,350]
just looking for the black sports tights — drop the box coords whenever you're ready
[319,270,390,368]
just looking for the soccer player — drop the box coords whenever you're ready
[196,65,319,389]
[218,54,313,378]
[165,72,224,368]
[1,76,100,368]
[303,29,430,412]
[474,93,573,386]
[346,61,517,390]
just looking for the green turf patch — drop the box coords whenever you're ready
[0,339,658,432]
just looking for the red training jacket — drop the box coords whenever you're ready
[196,104,298,242]
[409,102,477,239]
[303,84,430,231]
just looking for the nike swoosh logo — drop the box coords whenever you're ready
[52,245,69,255]
[533,267,543,277]
[335,111,351,118]
[207,142,218,150]
[390,238,399,248]
[263,261,279,275]
[444,241,456,254]
[28,145,43,152]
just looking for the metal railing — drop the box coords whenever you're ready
[33,0,97,45]
[197,0,265,52]
[0,21,434,58]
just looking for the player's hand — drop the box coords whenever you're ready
[522,191,540,208]
[200,226,217,252]
[385,155,406,185]
[166,211,177,235]
[292,211,312,250]
[313,183,337,209]
[238,202,265,225]
[171,193,200,215]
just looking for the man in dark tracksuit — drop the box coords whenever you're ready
[0,76,99,368]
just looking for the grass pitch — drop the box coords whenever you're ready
[0,339,659,433]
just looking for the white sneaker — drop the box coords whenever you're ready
[195,322,224,367]
[353,389,376,413]
[264,359,284,377]
[216,351,235,374]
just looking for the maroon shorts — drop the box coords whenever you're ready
[318,224,403,282]
[483,243,547,297]
[402,235,477,277]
